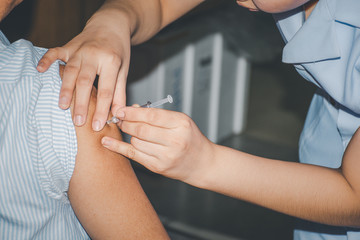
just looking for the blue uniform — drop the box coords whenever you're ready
[0,32,89,239]
[274,0,360,239]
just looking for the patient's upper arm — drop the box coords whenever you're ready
[67,88,169,239]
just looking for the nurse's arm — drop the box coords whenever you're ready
[67,88,169,239]
[101,0,205,45]
[196,133,360,227]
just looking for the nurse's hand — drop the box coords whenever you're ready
[37,10,131,132]
[101,107,216,184]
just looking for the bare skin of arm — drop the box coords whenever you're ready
[97,0,205,45]
[203,140,360,227]
[60,67,169,239]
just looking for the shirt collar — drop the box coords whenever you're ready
[280,0,340,64]
[274,7,304,45]
[278,0,360,64]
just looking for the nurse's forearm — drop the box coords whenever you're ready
[95,0,204,45]
[193,144,360,227]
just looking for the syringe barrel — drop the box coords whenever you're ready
[149,95,173,108]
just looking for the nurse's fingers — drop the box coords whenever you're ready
[120,121,171,146]
[60,54,79,115]
[58,62,77,109]
[101,137,159,172]
[37,47,70,72]
[111,60,129,116]
[91,59,121,131]
[73,60,97,126]
[115,107,186,129]
[130,137,167,159]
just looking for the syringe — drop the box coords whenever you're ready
[106,95,173,125]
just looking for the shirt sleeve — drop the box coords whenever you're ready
[27,55,77,204]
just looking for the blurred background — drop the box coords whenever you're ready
[1,0,316,239]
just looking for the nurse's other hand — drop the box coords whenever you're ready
[37,11,131,132]
[101,107,216,185]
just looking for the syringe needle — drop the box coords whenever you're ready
[106,116,120,125]
[106,95,173,125]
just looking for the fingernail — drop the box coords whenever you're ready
[74,115,83,126]
[59,96,68,109]
[102,137,111,147]
[93,120,101,131]
[37,62,44,71]
[116,110,125,118]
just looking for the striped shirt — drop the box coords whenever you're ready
[0,32,89,239]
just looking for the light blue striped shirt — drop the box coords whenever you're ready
[0,32,89,239]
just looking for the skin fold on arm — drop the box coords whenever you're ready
[60,66,169,239]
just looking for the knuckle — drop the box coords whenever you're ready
[147,162,158,173]
[80,44,100,53]
[126,145,136,159]
[130,136,137,146]
[64,64,79,74]
[113,57,122,68]
[164,151,177,161]
[97,89,114,100]
[177,139,188,152]
[134,124,146,137]
[60,87,73,96]
[47,47,59,55]
[170,137,185,149]
[83,45,121,66]
[39,58,49,65]
[76,76,93,87]
[77,73,94,83]
[179,115,192,129]
[106,51,121,66]
[119,121,128,131]
[146,110,157,123]
[152,163,167,174]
